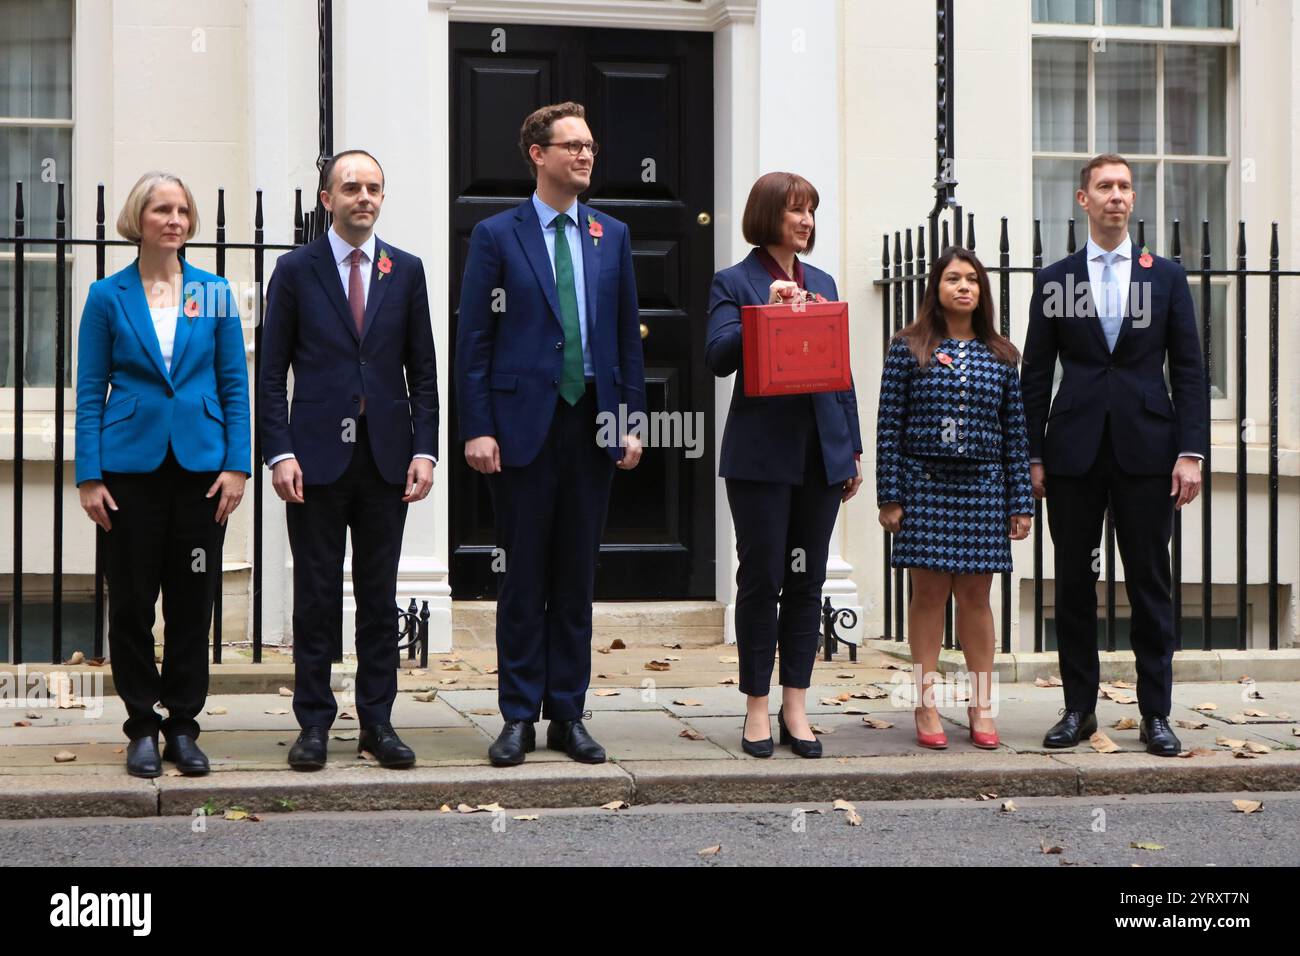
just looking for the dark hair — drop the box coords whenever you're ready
[741,171,818,253]
[893,247,1020,368]
[320,149,385,194]
[1079,153,1132,193]
[518,101,587,179]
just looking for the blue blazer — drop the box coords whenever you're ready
[75,259,251,485]
[1021,248,1208,476]
[259,234,439,486]
[705,250,863,485]
[455,198,646,468]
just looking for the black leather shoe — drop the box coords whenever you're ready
[740,731,774,758]
[547,719,607,764]
[162,734,210,776]
[126,735,162,778]
[1042,709,1098,748]
[777,707,822,758]
[1139,716,1182,757]
[358,723,416,769]
[288,726,328,771]
[489,720,536,767]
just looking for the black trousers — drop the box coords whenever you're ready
[489,385,615,722]
[1047,422,1177,717]
[286,417,408,730]
[725,435,843,696]
[103,447,223,741]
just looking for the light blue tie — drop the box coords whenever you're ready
[1098,251,1123,352]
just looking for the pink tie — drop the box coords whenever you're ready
[347,248,365,336]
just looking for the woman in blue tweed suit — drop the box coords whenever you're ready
[875,247,1032,751]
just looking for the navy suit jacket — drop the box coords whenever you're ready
[455,198,646,468]
[1021,247,1208,476]
[705,249,863,485]
[259,234,439,486]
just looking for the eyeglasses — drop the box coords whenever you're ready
[543,140,600,157]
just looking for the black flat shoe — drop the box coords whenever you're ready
[358,723,416,768]
[777,707,822,759]
[1139,716,1182,757]
[547,719,607,764]
[1042,709,1098,748]
[126,735,162,778]
[288,726,328,771]
[489,720,535,767]
[162,733,210,775]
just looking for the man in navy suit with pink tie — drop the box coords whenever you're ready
[261,150,439,770]
[456,102,646,767]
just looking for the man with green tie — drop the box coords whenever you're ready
[455,102,646,767]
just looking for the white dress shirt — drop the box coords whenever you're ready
[269,225,436,469]
[148,305,178,373]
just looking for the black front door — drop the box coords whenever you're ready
[448,23,715,600]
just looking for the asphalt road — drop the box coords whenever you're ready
[0,792,1295,868]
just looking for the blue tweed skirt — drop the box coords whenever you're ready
[890,455,1012,574]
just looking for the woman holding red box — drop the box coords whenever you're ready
[705,172,863,759]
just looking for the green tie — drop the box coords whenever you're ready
[551,213,586,405]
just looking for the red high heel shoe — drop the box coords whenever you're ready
[914,708,948,749]
[967,707,1000,749]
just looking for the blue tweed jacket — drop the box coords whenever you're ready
[875,335,1034,516]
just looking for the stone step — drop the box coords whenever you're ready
[450,601,726,649]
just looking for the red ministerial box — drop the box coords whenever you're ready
[741,300,852,397]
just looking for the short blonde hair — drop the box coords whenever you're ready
[116,171,200,244]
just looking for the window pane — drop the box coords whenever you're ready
[0,126,72,237]
[1033,0,1094,24]
[1190,283,1228,399]
[1171,0,1232,28]
[1104,0,1162,25]
[1096,43,1157,153]
[0,258,73,387]
[0,0,73,119]
[1164,162,1228,269]
[1165,45,1227,155]
[1126,160,1158,248]
[1033,41,1088,152]
[1032,158,1085,263]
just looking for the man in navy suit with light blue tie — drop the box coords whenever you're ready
[1022,153,1207,756]
[456,102,645,767]
[260,150,438,770]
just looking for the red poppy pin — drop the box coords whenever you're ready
[377,249,393,279]
[587,213,603,246]
[183,293,200,320]
[935,351,953,367]
[1138,244,1153,269]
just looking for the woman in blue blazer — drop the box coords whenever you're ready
[75,172,250,778]
[875,247,1033,751]
[706,172,863,759]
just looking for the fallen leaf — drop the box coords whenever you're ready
[1101,689,1137,705]
[672,699,703,707]
[679,728,705,741]
[846,809,863,826]
[331,733,357,741]
[1190,747,1214,757]
[1216,736,1248,749]
[976,792,998,801]
[810,724,832,735]
[439,804,452,813]
[1112,717,1139,731]
[1194,702,1218,712]
[206,705,228,716]
[1237,675,1253,683]
[65,651,85,665]
[264,708,289,716]
[852,688,889,700]
[1225,714,1248,725]
[1243,709,1270,718]
[792,807,824,815]
[87,657,106,667]
[862,717,894,730]
[477,803,504,812]
[1034,676,1064,688]
[1089,732,1120,753]
[24,713,40,719]
[593,689,620,697]
[698,844,721,857]
[412,691,438,702]
[438,678,459,686]
[718,678,737,685]
[662,643,682,650]
[485,667,498,675]
[440,664,463,672]
[1234,752,1257,760]
[457,803,485,814]
[1130,842,1164,851]
[513,814,539,821]
[1293,727,1300,737]
[663,656,681,662]
[1248,690,1265,700]
[843,706,870,715]
[1108,679,1136,689]
[832,799,857,812]
[278,686,293,697]
[1232,799,1263,814]
[1244,741,1271,755]
[836,673,856,679]
[596,647,610,654]
[609,639,626,650]
[1275,712,1290,720]
[819,697,843,707]
[1175,719,1208,730]
[600,800,628,811]
[12,720,30,728]
[1040,840,1064,854]
[224,810,248,821]
[409,669,428,677]
[164,769,183,776]
[339,711,356,721]
[466,708,496,716]
[645,661,671,672]
[718,656,738,664]
[1001,800,1017,813]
